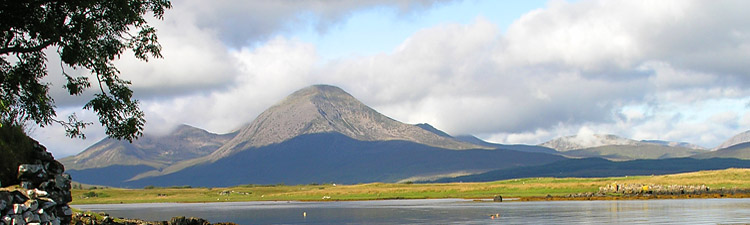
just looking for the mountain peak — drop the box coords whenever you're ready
[288,84,351,98]
[207,85,482,160]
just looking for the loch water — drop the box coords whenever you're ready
[75,198,750,224]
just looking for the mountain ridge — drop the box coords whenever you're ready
[714,130,750,150]
[60,124,235,170]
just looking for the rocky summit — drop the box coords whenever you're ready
[209,85,483,160]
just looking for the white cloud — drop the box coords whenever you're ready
[32,0,750,157]
[140,37,321,135]
[179,0,456,46]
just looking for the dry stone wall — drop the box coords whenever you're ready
[567,182,750,198]
[0,142,72,225]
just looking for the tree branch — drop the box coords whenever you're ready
[0,40,55,55]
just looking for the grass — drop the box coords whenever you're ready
[69,168,750,205]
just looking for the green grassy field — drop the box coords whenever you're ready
[69,168,750,204]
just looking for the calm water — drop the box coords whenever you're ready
[75,198,750,224]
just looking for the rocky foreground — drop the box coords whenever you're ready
[0,133,238,225]
[1,141,74,225]
[71,213,236,225]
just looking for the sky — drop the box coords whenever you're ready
[30,0,750,157]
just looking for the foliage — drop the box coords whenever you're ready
[82,191,99,198]
[0,0,171,141]
[0,124,36,187]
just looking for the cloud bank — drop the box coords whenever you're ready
[35,0,750,157]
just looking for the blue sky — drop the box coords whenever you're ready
[32,0,750,157]
[293,0,547,60]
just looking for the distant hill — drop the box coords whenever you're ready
[560,145,706,161]
[714,130,750,150]
[433,157,750,183]
[541,134,640,151]
[695,142,750,160]
[540,133,706,160]
[640,140,705,150]
[415,123,558,154]
[453,135,558,154]
[60,124,236,170]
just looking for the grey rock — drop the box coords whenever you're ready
[61,206,72,216]
[23,200,36,212]
[12,204,25,215]
[17,165,44,180]
[10,191,27,205]
[10,215,23,225]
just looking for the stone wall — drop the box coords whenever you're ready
[592,182,748,197]
[0,141,73,225]
[71,214,237,225]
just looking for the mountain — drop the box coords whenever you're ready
[540,134,706,160]
[561,145,706,160]
[714,130,750,150]
[219,85,482,153]
[60,124,236,170]
[695,142,750,160]
[541,134,641,151]
[68,85,569,187]
[432,157,750,183]
[640,140,705,150]
[135,85,487,180]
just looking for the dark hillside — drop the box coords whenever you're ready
[122,133,565,188]
[434,157,750,183]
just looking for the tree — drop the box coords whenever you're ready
[0,0,171,141]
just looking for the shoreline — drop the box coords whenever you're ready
[70,193,750,206]
[517,192,750,201]
[68,169,750,205]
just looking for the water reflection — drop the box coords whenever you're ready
[75,198,750,224]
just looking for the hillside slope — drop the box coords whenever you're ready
[109,133,565,187]
[61,124,235,170]
[695,142,750,160]
[561,145,706,160]
[434,157,750,183]
[714,130,750,150]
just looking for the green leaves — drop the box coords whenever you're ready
[84,77,144,142]
[0,0,171,140]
